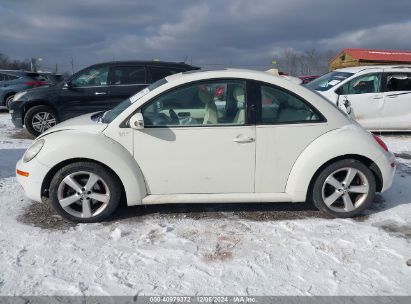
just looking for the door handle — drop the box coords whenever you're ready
[372,95,383,99]
[386,95,398,99]
[95,92,107,95]
[233,136,255,143]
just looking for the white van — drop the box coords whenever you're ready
[307,65,411,131]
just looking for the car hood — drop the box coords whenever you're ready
[23,82,63,97]
[38,112,108,138]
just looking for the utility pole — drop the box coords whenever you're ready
[55,63,58,73]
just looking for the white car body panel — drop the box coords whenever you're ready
[285,124,391,202]
[22,129,147,205]
[379,67,411,130]
[255,123,329,193]
[133,126,256,194]
[16,69,396,208]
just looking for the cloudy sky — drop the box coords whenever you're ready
[0,0,410,72]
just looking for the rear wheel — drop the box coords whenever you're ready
[49,162,122,223]
[24,105,59,136]
[5,94,15,109]
[311,159,376,218]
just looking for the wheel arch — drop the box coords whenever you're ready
[36,132,147,205]
[23,101,59,121]
[41,158,126,200]
[285,126,385,202]
[4,91,17,102]
[306,154,383,199]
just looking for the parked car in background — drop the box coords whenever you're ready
[306,65,411,131]
[39,72,65,84]
[0,70,53,109]
[299,75,319,84]
[10,61,199,136]
[16,69,395,222]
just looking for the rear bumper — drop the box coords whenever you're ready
[375,150,396,192]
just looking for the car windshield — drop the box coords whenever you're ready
[306,71,353,91]
[101,78,168,124]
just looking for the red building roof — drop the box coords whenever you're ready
[333,48,411,63]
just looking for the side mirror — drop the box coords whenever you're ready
[63,81,72,89]
[337,95,352,115]
[129,112,145,129]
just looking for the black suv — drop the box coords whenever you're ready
[10,61,199,136]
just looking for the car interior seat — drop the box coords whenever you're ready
[199,88,218,124]
[233,86,245,124]
[277,97,313,122]
[225,84,239,121]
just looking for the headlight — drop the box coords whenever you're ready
[23,139,45,162]
[13,91,27,101]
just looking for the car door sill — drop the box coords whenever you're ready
[141,193,292,205]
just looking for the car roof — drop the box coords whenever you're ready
[164,68,299,87]
[90,60,199,69]
[334,65,411,73]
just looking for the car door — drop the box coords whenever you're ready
[58,65,110,120]
[109,65,148,105]
[133,79,256,195]
[380,72,411,130]
[254,82,328,193]
[336,71,383,130]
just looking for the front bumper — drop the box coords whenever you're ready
[11,112,23,128]
[375,150,396,192]
[16,158,50,202]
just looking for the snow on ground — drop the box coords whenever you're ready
[0,110,410,296]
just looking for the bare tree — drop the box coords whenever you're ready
[0,53,31,70]
[273,49,337,76]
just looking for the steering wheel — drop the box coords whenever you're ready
[169,109,179,124]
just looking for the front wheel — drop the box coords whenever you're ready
[311,159,376,218]
[49,162,122,223]
[24,105,59,137]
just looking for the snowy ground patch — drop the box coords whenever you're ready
[0,111,410,296]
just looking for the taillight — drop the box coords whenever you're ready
[373,134,388,152]
[25,81,49,87]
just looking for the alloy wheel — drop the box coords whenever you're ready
[57,171,111,218]
[31,112,57,133]
[321,167,370,213]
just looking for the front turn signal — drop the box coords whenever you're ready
[16,169,29,177]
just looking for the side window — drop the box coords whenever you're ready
[70,66,109,87]
[386,73,411,92]
[112,66,146,85]
[260,85,321,124]
[141,80,246,127]
[149,66,184,81]
[0,73,18,81]
[340,73,381,95]
[7,74,19,81]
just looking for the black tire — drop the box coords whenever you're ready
[5,94,15,109]
[49,162,122,223]
[311,159,376,218]
[24,105,59,137]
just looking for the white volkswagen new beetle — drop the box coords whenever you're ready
[16,69,396,222]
